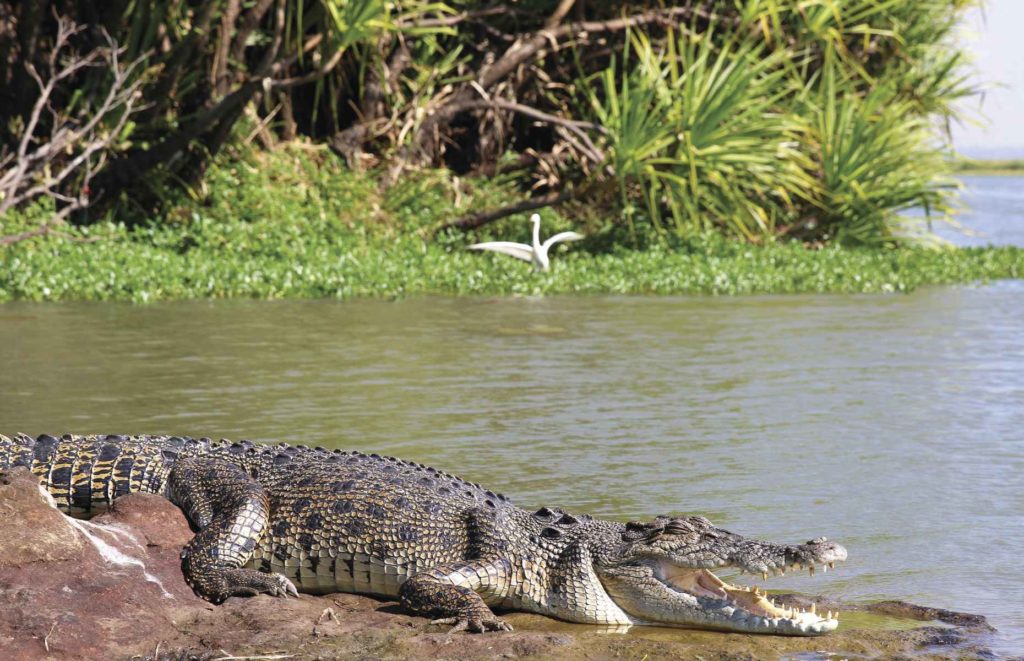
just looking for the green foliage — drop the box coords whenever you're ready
[1,149,1019,303]
[580,0,978,244]
[807,53,957,244]
[2,0,979,249]
[2,217,1019,303]
[588,28,814,240]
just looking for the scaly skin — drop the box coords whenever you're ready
[0,433,848,635]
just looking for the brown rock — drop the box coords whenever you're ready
[0,467,83,567]
[94,492,194,548]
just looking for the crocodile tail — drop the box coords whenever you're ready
[0,433,185,516]
[0,433,37,470]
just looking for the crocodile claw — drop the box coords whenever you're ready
[431,616,514,634]
[213,569,299,601]
[272,573,300,598]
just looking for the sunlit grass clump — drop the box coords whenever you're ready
[581,0,976,244]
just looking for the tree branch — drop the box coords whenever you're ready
[0,16,144,240]
[544,0,577,31]
[212,0,242,96]
[479,6,694,90]
[231,0,276,66]
[395,6,517,30]
[409,6,696,164]
[420,98,606,164]
[433,189,575,235]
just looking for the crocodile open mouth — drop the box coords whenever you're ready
[653,562,842,633]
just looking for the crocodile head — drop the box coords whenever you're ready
[594,515,847,635]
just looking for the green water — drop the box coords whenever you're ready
[0,289,1021,654]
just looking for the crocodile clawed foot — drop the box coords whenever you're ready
[210,568,299,601]
[431,615,514,634]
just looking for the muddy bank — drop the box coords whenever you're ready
[0,468,1000,660]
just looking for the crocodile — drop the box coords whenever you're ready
[0,433,847,635]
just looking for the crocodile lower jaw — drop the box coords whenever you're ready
[655,565,840,633]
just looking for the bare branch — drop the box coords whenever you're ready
[479,6,695,89]
[0,203,78,246]
[212,0,243,96]
[269,34,324,77]
[408,6,698,165]
[0,16,145,245]
[395,6,517,30]
[432,189,576,235]
[231,0,276,66]
[544,0,577,31]
[426,98,606,164]
[269,48,346,91]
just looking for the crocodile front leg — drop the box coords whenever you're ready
[400,558,515,633]
[168,456,298,602]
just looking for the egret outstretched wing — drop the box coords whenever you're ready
[542,231,585,250]
[468,241,535,263]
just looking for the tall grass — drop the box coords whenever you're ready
[582,1,977,244]
[809,51,957,243]
[588,28,815,240]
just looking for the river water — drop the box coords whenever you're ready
[930,175,1024,247]
[0,177,1022,655]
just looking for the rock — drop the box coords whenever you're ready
[95,491,195,548]
[0,467,83,567]
[0,467,1002,660]
[0,468,203,660]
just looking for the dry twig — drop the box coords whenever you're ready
[433,189,576,235]
[0,14,144,246]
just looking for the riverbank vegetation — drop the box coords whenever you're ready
[953,159,1024,176]
[3,2,981,244]
[2,1,1018,302]
[2,146,1020,302]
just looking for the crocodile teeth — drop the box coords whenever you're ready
[809,565,815,577]
[762,572,769,581]
[828,562,835,569]
[810,603,816,614]
[822,564,828,573]
[827,610,833,620]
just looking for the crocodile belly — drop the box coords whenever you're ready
[247,539,420,597]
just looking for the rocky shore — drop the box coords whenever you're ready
[0,467,1000,660]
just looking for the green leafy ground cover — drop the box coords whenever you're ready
[1,148,1021,303]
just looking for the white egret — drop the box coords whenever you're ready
[469,213,584,271]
